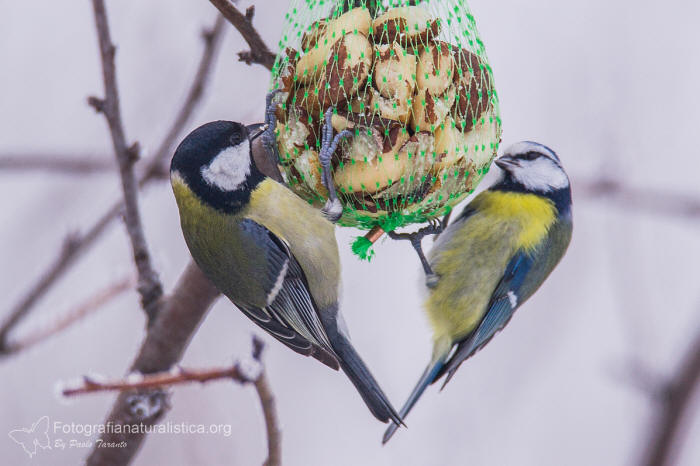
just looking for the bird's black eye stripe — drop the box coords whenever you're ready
[522,151,540,161]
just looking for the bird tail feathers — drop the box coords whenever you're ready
[382,353,448,444]
[319,305,402,425]
[332,334,403,425]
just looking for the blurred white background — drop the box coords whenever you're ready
[1,0,700,465]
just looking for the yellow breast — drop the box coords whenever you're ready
[425,189,557,345]
[472,190,557,252]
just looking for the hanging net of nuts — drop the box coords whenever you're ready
[270,0,502,258]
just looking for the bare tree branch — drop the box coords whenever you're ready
[90,0,163,321]
[0,230,110,354]
[255,366,282,466]
[69,332,281,466]
[575,177,700,219]
[0,154,114,174]
[63,360,254,397]
[3,276,134,356]
[0,14,225,354]
[85,261,221,466]
[640,323,700,466]
[140,13,227,180]
[208,0,276,70]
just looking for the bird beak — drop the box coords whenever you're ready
[249,124,268,141]
[495,156,519,170]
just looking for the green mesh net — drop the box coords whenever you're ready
[269,0,502,242]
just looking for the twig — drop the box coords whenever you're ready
[579,176,700,464]
[208,0,276,70]
[0,14,225,354]
[139,13,227,180]
[640,323,700,466]
[3,276,134,356]
[0,229,111,354]
[86,261,221,466]
[255,367,282,466]
[62,363,253,397]
[576,177,700,219]
[90,0,163,321]
[607,357,664,398]
[70,331,281,466]
[0,154,114,174]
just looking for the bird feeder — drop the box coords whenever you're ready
[269,0,502,258]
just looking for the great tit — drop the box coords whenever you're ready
[170,119,401,424]
[383,141,573,442]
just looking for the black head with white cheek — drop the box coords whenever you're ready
[170,121,265,213]
[494,141,571,212]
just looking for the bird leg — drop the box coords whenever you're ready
[261,90,283,166]
[319,108,352,223]
[433,210,452,241]
[388,217,448,288]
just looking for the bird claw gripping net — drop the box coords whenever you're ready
[269,0,502,244]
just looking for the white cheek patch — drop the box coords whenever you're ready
[201,142,251,191]
[512,157,569,192]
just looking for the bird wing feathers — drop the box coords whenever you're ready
[237,219,339,369]
[437,250,534,384]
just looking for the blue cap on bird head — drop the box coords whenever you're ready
[503,141,560,163]
[495,141,569,194]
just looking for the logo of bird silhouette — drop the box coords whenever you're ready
[8,416,51,458]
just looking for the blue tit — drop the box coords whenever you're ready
[383,141,572,442]
[170,119,401,424]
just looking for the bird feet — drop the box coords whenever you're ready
[388,214,451,283]
[319,108,352,223]
[261,89,283,165]
[425,273,440,289]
